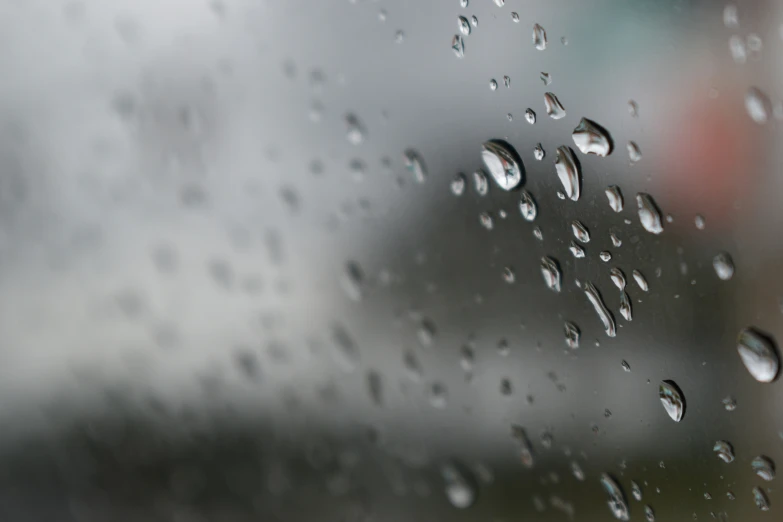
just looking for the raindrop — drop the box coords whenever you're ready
[394,30,405,43]
[471,15,478,26]
[628,100,639,117]
[479,212,494,230]
[644,505,655,522]
[569,241,586,259]
[418,319,436,347]
[610,268,626,291]
[747,33,763,59]
[727,491,735,500]
[345,113,366,145]
[745,87,772,124]
[493,0,504,6]
[636,193,664,234]
[342,261,365,301]
[460,0,468,7]
[451,173,467,196]
[503,267,516,284]
[751,456,775,481]
[713,440,735,463]
[585,283,617,337]
[631,481,642,501]
[525,108,536,124]
[403,149,427,183]
[533,227,543,241]
[500,378,513,396]
[737,328,779,383]
[533,23,547,50]
[540,72,551,85]
[606,186,624,212]
[659,380,685,422]
[497,338,510,356]
[611,233,622,247]
[627,141,642,163]
[695,215,706,230]
[619,292,632,322]
[541,256,562,292]
[460,344,474,372]
[482,139,525,190]
[712,252,734,281]
[429,382,448,408]
[622,360,631,372]
[564,321,580,349]
[729,35,747,64]
[572,118,613,156]
[404,350,422,380]
[561,36,568,45]
[474,169,489,195]
[571,461,585,481]
[511,11,519,22]
[441,463,477,509]
[511,425,535,468]
[554,146,581,201]
[599,251,612,263]
[540,431,553,449]
[632,270,649,291]
[506,113,513,121]
[704,492,712,500]
[452,35,465,58]
[722,396,736,411]
[458,16,471,35]
[723,4,738,28]
[504,75,511,88]
[544,92,566,119]
[571,221,591,243]
[600,473,630,521]
[752,486,770,511]
[489,79,498,91]
[519,191,538,221]
[534,143,545,160]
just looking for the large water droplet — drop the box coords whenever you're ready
[345,113,366,145]
[525,108,536,124]
[632,270,649,291]
[753,486,770,511]
[481,139,524,190]
[659,380,685,422]
[631,481,642,501]
[511,424,535,468]
[554,146,581,201]
[541,256,562,293]
[533,23,547,50]
[636,193,664,234]
[585,283,617,337]
[737,328,779,383]
[474,169,489,195]
[569,241,585,259]
[451,173,466,196]
[565,321,580,349]
[610,233,622,247]
[713,252,734,281]
[544,92,566,119]
[452,34,465,58]
[751,456,775,481]
[403,149,427,183]
[599,251,612,263]
[458,16,471,35]
[441,462,477,509]
[610,268,626,291]
[600,473,630,521]
[746,87,771,124]
[533,143,545,160]
[606,186,624,212]
[627,141,642,163]
[571,220,591,243]
[644,505,655,522]
[713,440,735,463]
[572,118,613,156]
[519,191,538,221]
[619,292,632,321]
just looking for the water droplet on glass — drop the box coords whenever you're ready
[378,9,387,22]
[628,100,639,117]
[342,261,364,301]
[745,87,772,124]
[659,380,685,422]
[452,34,465,58]
[544,92,566,119]
[471,15,478,26]
[609,268,626,291]
[622,360,631,372]
[727,491,736,500]
[712,252,734,281]
[458,16,471,35]
[737,328,779,383]
[503,75,511,88]
[489,79,498,91]
[460,0,468,7]
[752,486,770,511]
[600,473,630,521]
[394,30,405,43]
[703,492,712,500]
[345,113,366,145]
[751,456,775,481]
[644,505,655,522]
[627,141,642,163]
[729,35,747,64]
[564,321,580,348]
[429,382,448,408]
[451,173,467,196]
[632,481,642,501]
[506,113,513,122]
[441,462,477,509]
[569,241,586,259]
[722,396,736,411]
[610,233,622,247]
[493,0,505,6]
[606,186,624,212]
[479,212,494,230]
[481,139,524,190]
[541,256,562,292]
[632,270,649,291]
[599,251,612,263]
[474,169,489,195]
[636,193,664,234]
[713,440,735,463]
[533,23,547,50]
[723,4,739,28]
[572,118,613,156]
[554,146,581,201]
[503,267,516,284]
[571,221,591,243]
[561,36,568,45]
[534,143,545,160]
[403,149,427,183]
[519,191,538,221]
[511,425,535,468]
[540,71,552,85]
[585,283,617,337]
[620,292,633,322]
[571,461,585,480]
[747,33,763,59]
[511,11,519,22]
[525,108,536,124]
[460,344,474,373]
[533,227,543,241]
[418,319,436,347]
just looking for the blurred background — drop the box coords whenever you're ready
[0,0,781,520]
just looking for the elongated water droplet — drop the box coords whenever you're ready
[471,15,477,26]
[511,424,535,468]
[342,261,364,301]
[729,34,747,63]
[723,4,739,28]
[644,505,655,522]
[540,71,551,85]
[533,23,547,50]
[610,233,622,247]
[564,321,580,348]
[713,252,734,280]
[473,169,489,195]
[632,270,649,291]
[659,380,685,422]
[481,139,524,190]
[345,113,366,145]
[695,215,706,229]
[403,149,427,183]
[533,143,545,160]
[600,473,630,521]
[479,212,494,230]
[631,481,642,501]
[585,283,616,337]
[569,241,585,259]
[519,190,537,221]
[541,256,562,292]
[752,456,775,481]
[544,92,566,119]
[571,220,590,243]
[493,0,504,6]
[451,173,466,196]
[511,11,519,22]
[737,328,779,383]
[458,16,471,35]
[714,440,735,463]
[599,251,612,262]
[622,360,631,372]
[636,193,664,234]
[628,100,639,117]
[554,146,581,201]
[525,108,536,124]
[753,486,770,511]
[746,87,771,124]
[572,118,613,156]
[533,227,543,241]
[430,382,448,408]
[619,292,632,321]
[606,186,624,212]
[452,34,465,58]
[571,461,585,481]
[503,75,511,88]
[502,267,515,284]
[489,79,498,91]
[610,268,626,291]
[627,141,642,163]
[441,462,477,509]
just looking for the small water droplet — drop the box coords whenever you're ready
[511,11,519,22]
[554,146,581,201]
[564,321,580,348]
[631,481,642,501]
[644,505,655,522]
[441,462,477,509]
[540,430,553,449]
[737,328,779,383]
[585,283,617,337]
[519,191,538,221]
[458,16,471,35]
[451,173,467,196]
[460,344,474,372]
[636,193,664,234]
[723,4,739,28]
[659,380,685,422]
[722,396,736,411]
[747,33,763,59]
[378,10,387,22]
[572,118,613,156]
[403,149,427,183]
[394,30,405,43]
[503,75,511,88]
[704,492,712,500]
[712,252,734,281]
[619,292,633,321]
[610,233,622,247]
[571,220,591,243]
[729,35,747,64]
[632,270,649,291]
[541,256,562,292]
[753,486,770,511]
[493,0,505,6]
[727,491,735,500]
[533,143,545,160]
[694,214,706,230]
[610,268,626,291]
[569,241,586,259]
[606,186,624,212]
[460,0,468,7]
[561,36,568,45]
[471,15,478,26]
[628,100,639,117]
[417,319,436,347]
[489,79,498,91]
[511,425,535,468]
[345,113,366,145]
[525,108,536,124]
[540,72,551,85]
[473,169,489,195]
[533,23,547,50]
[745,87,772,124]
[533,227,543,241]
[627,141,642,163]
[429,382,448,408]
[713,440,735,463]
[600,473,630,521]
[342,261,364,301]
[481,139,524,190]
[479,212,494,230]
[503,267,516,284]
[452,34,465,58]
[506,113,513,121]
[497,338,510,356]
[500,378,513,396]
[571,461,585,481]
[544,92,566,119]
[622,360,631,372]
[599,251,612,262]
[751,456,775,481]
